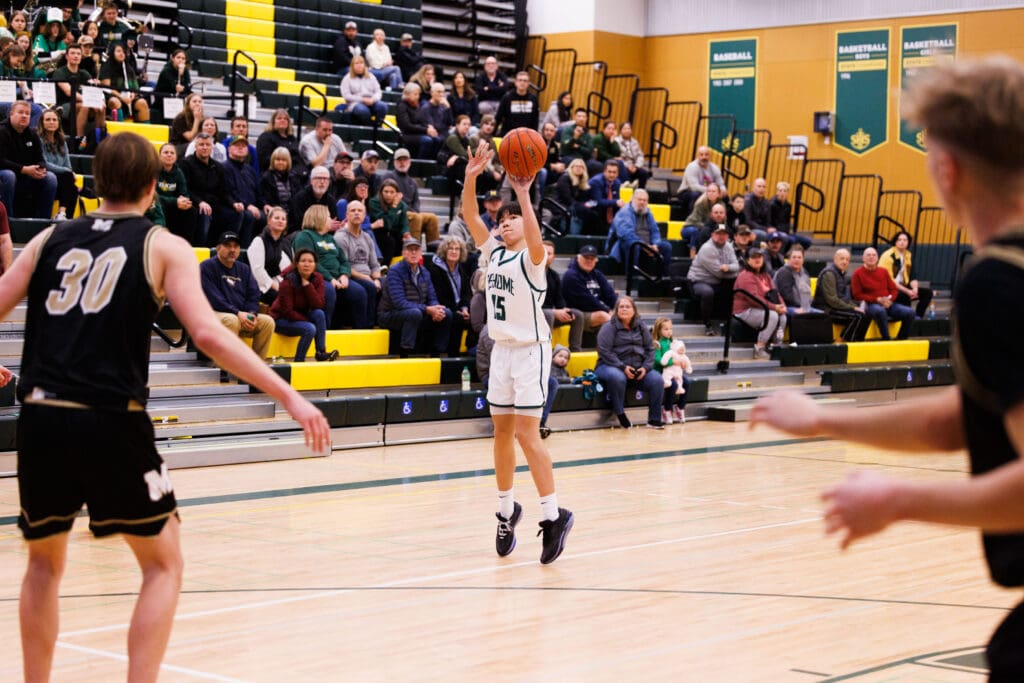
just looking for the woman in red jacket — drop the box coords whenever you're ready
[733,248,788,359]
[269,248,339,362]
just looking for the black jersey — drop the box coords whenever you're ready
[952,231,1024,586]
[19,213,164,409]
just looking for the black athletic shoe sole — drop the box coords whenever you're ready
[496,502,523,557]
[539,508,574,565]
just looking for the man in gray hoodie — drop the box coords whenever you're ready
[686,225,739,335]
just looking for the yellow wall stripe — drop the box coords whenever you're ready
[226,0,275,19]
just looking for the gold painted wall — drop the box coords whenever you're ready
[534,8,1024,205]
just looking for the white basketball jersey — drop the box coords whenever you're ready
[481,237,550,343]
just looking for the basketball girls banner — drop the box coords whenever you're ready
[835,28,890,155]
[707,38,757,154]
[899,23,957,153]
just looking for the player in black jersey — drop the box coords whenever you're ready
[751,56,1024,679]
[3,132,331,683]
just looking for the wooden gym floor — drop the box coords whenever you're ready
[0,421,1012,681]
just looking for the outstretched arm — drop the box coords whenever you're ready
[507,175,544,266]
[152,231,331,452]
[823,401,1024,549]
[460,141,493,249]
[749,387,964,452]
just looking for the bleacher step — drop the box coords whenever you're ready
[148,367,223,386]
[705,397,857,423]
[157,430,328,469]
[148,383,251,399]
[147,397,277,425]
[706,384,833,402]
[705,371,807,391]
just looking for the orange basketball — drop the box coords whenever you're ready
[498,127,548,180]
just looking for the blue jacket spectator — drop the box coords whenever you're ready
[200,232,275,358]
[378,241,452,354]
[606,190,672,273]
[587,163,623,233]
[562,246,618,334]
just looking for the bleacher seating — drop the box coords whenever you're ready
[0,0,959,462]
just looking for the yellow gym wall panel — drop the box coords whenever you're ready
[539,31,645,86]
[642,8,1024,207]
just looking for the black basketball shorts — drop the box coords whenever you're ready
[17,403,178,540]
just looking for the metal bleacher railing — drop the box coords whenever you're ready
[522,42,963,289]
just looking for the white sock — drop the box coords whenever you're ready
[498,488,515,519]
[539,493,560,522]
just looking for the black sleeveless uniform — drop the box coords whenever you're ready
[16,213,178,540]
[951,230,1024,679]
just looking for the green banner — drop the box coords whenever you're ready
[835,29,890,155]
[899,24,957,152]
[708,38,757,153]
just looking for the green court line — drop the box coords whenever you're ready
[0,436,827,527]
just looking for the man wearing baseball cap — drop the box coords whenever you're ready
[331,150,355,198]
[354,148,383,195]
[386,147,441,245]
[200,231,275,359]
[378,237,452,356]
[333,20,361,75]
[223,134,265,244]
[561,244,617,333]
[481,189,503,230]
[395,32,423,82]
[688,223,739,335]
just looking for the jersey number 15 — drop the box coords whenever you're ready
[491,293,506,321]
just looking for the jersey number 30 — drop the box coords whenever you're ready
[46,247,128,315]
[491,294,506,321]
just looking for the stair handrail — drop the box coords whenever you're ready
[649,119,678,169]
[228,50,258,120]
[152,322,189,349]
[624,241,665,296]
[170,17,193,52]
[296,83,328,137]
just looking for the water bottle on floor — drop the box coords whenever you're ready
[461,366,471,391]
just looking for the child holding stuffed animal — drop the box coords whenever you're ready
[652,317,692,424]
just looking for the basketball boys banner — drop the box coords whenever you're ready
[899,23,957,153]
[707,38,757,153]
[835,29,890,155]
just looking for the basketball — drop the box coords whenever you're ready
[498,127,548,180]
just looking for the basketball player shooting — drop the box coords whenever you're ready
[462,140,574,564]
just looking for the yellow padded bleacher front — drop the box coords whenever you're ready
[666,221,685,240]
[267,329,389,359]
[106,120,168,144]
[551,325,570,349]
[289,358,440,390]
[845,339,928,364]
[650,204,670,223]
[567,351,598,378]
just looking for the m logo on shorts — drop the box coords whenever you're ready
[143,465,174,502]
